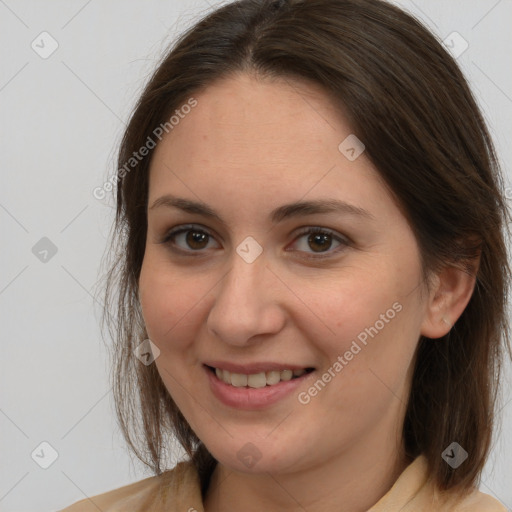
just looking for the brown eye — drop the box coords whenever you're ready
[307,232,333,253]
[162,225,220,252]
[288,227,348,259]
[185,230,209,250]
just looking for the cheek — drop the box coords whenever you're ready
[297,265,402,343]
[138,254,203,351]
[299,262,421,386]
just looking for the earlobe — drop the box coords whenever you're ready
[420,263,478,339]
[441,316,453,329]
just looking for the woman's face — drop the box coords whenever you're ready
[138,73,436,475]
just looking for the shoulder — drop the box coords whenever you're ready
[370,455,507,512]
[432,486,508,512]
[57,460,203,512]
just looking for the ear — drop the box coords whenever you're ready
[420,261,479,339]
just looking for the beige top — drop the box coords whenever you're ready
[58,455,507,511]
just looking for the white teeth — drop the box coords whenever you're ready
[214,367,309,388]
[247,373,267,388]
[265,370,281,385]
[281,369,293,381]
[231,373,248,387]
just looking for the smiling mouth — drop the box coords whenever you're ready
[206,365,315,388]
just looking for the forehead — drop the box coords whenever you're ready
[146,73,403,231]
[189,72,344,132]
[150,73,376,184]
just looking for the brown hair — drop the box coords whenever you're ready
[101,0,511,497]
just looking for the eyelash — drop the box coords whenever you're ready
[159,224,350,260]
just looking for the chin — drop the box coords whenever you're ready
[205,436,302,475]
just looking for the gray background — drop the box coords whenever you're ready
[1,1,511,511]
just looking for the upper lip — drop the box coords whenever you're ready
[204,361,314,374]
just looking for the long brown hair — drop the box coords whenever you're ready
[100,0,511,496]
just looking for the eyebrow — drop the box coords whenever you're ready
[149,194,375,224]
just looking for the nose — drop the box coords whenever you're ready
[206,251,286,347]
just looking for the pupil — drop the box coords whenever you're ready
[309,233,331,252]
[187,230,208,249]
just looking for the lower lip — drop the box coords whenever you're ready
[205,365,314,410]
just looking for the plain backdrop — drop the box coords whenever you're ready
[1,1,511,511]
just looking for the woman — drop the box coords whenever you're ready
[60,0,510,510]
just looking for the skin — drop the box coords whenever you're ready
[138,72,476,512]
